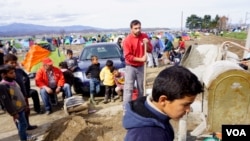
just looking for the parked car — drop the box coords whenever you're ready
[73,42,125,95]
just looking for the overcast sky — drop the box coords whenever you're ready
[0,0,249,29]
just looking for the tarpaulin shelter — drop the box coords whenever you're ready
[181,32,191,41]
[163,32,175,42]
[21,42,65,73]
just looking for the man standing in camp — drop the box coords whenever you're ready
[123,19,152,110]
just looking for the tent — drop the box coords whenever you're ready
[181,32,191,41]
[71,38,85,45]
[164,32,175,42]
[21,42,66,73]
[64,36,72,45]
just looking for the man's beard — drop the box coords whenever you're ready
[133,31,141,36]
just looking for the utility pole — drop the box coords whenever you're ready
[245,12,248,26]
[181,11,183,31]
[244,12,250,30]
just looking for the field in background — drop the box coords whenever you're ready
[224,31,248,40]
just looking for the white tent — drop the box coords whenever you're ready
[71,38,85,45]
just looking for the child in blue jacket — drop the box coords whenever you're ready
[123,66,204,141]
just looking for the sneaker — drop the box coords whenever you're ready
[45,111,52,115]
[27,125,38,130]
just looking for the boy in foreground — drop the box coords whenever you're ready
[4,54,39,129]
[122,66,203,141]
[0,65,36,141]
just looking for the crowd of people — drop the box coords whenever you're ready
[0,19,196,141]
[0,49,78,140]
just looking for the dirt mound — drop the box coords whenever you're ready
[43,106,126,141]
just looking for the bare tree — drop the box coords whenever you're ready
[218,16,228,31]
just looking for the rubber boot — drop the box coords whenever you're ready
[117,91,123,102]
[103,94,108,104]
[89,94,96,105]
[119,95,123,102]
[110,92,115,102]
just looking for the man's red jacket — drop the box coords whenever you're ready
[35,66,65,88]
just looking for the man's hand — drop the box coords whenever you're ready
[13,114,19,121]
[55,86,61,94]
[141,54,147,62]
[44,86,53,94]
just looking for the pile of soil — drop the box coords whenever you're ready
[43,105,126,141]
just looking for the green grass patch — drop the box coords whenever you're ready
[224,31,248,40]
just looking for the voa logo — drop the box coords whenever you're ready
[226,129,246,136]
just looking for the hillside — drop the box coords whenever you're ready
[0,23,102,37]
[0,23,170,37]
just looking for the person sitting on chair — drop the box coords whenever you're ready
[35,58,72,115]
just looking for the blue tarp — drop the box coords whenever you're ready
[164,32,175,42]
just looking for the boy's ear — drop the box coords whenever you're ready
[158,95,173,106]
[158,95,168,106]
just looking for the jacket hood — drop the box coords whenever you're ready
[123,97,168,129]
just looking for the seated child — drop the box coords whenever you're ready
[110,67,124,102]
[65,49,78,72]
[85,55,101,105]
[59,61,74,87]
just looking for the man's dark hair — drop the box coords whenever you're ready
[0,64,15,75]
[4,54,18,63]
[106,60,113,67]
[130,20,141,28]
[152,66,203,102]
[66,49,73,55]
[118,37,122,41]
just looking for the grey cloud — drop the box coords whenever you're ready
[52,13,81,19]
[11,13,81,25]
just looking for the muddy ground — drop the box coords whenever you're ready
[0,33,247,141]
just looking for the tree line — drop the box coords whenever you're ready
[186,14,228,31]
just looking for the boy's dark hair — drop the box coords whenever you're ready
[91,55,98,61]
[152,66,203,102]
[0,65,15,75]
[110,67,118,73]
[59,61,68,69]
[66,49,73,55]
[130,20,141,28]
[4,54,18,63]
[118,37,122,41]
[106,60,113,67]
